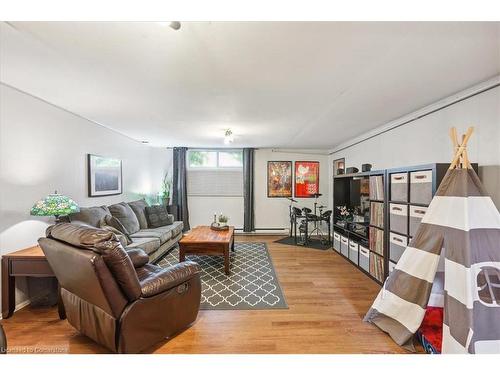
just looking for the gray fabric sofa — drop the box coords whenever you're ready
[63,200,183,263]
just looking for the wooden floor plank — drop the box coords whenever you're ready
[1,236,412,354]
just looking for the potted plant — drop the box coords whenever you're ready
[218,214,229,226]
[336,205,353,227]
[160,172,171,205]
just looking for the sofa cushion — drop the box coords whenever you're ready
[166,222,183,238]
[108,202,140,234]
[99,224,131,247]
[130,222,183,244]
[125,237,161,255]
[130,228,172,244]
[128,199,149,230]
[145,205,174,228]
[68,206,110,228]
[101,215,133,243]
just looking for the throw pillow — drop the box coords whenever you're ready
[68,205,111,228]
[128,199,149,229]
[145,205,174,228]
[100,225,130,247]
[108,202,141,234]
[103,215,133,244]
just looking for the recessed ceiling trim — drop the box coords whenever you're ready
[329,74,500,155]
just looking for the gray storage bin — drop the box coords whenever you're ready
[389,203,408,235]
[340,236,349,258]
[410,170,433,205]
[389,232,408,262]
[359,246,370,272]
[348,240,359,265]
[390,172,408,202]
[333,232,341,253]
[409,205,428,237]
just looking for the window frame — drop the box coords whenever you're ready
[187,149,243,170]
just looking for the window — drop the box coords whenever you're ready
[188,151,217,168]
[187,150,243,169]
[187,149,243,196]
[218,151,243,167]
[476,266,500,307]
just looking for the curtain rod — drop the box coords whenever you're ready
[165,147,328,157]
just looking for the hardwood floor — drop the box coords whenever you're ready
[1,236,410,354]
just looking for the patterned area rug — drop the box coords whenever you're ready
[157,242,288,310]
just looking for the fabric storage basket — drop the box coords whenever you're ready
[390,172,408,202]
[359,246,370,272]
[410,170,433,205]
[333,232,341,253]
[348,240,359,265]
[389,231,408,262]
[340,236,349,258]
[389,203,408,235]
[409,205,428,237]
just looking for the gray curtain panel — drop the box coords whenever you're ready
[172,147,190,231]
[243,148,255,232]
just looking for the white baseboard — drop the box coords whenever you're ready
[235,229,288,235]
[0,291,51,320]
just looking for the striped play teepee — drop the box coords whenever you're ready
[364,127,500,353]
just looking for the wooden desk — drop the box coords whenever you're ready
[179,226,235,275]
[1,245,65,319]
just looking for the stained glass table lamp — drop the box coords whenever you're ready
[30,191,80,223]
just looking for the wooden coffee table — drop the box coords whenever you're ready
[179,226,235,275]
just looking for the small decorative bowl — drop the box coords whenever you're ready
[210,223,229,231]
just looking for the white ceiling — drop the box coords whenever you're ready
[1,21,499,148]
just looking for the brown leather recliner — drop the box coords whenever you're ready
[39,223,201,353]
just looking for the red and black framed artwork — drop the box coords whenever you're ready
[294,161,319,198]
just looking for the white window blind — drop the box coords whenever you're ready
[187,169,243,196]
[186,149,243,197]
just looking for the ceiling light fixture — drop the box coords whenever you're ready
[156,21,181,31]
[169,21,181,30]
[224,129,234,145]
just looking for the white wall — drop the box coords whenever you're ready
[185,149,330,231]
[188,197,244,229]
[0,84,171,314]
[329,85,500,209]
[254,149,329,230]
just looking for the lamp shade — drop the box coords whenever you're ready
[30,192,80,217]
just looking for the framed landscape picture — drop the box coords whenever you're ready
[267,161,292,198]
[294,161,319,198]
[87,154,122,197]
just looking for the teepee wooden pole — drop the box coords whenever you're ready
[449,127,459,159]
[449,127,474,170]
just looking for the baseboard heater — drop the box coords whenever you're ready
[237,228,288,235]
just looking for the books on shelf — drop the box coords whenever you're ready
[370,253,385,282]
[369,227,384,255]
[370,202,384,228]
[369,175,384,201]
